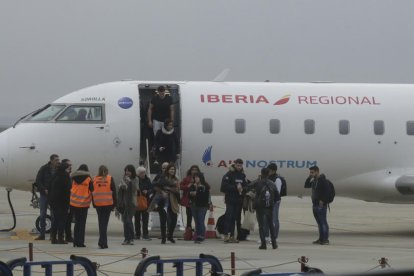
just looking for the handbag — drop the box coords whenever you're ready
[242,210,256,231]
[136,191,148,211]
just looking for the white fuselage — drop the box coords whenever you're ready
[1,81,414,203]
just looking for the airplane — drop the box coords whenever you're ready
[1,80,414,231]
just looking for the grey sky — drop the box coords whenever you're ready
[1,1,414,125]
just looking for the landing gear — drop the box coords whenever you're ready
[35,214,52,234]
[31,183,51,234]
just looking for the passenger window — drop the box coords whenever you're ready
[374,120,384,135]
[269,119,280,134]
[407,121,414,135]
[235,119,245,134]
[304,119,315,134]
[27,105,65,121]
[202,118,213,133]
[56,105,104,122]
[339,120,350,135]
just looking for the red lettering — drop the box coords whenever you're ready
[222,95,232,103]
[200,94,205,103]
[372,97,380,105]
[207,95,219,103]
[249,95,254,103]
[360,97,371,105]
[348,96,360,105]
[336,96,346,104]
[217,160,227,168]
[298,96,308,104]
[310,96,317,104]
[256,95,269,104]
[235,95,247,103]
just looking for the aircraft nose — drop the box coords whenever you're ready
[0,129,8,185]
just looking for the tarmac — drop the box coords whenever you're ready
[1,190,414,275]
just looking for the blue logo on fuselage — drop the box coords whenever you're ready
[118,97,133,109]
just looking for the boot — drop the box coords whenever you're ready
[272,240,278,249]
[259,243,267,250]
[51,231,57,244]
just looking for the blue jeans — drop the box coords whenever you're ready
[312,204,329,241]
[191,206,208,239]
[257,208,275,244]
[122,212,134,242]
[39,193,48,237]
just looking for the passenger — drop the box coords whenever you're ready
[76,109,87,121]
[148,85,174,136]
[134,166,153,241]
[180,165,201,232]
[48,162,71,244]
[220,158,248,243]
[62,159,74,243]
[148,181,168,244]
[305,165,330,245]
[34,154,60,241]
[70,164,93,247]
[153,162,169,183]
[159,163,180,243]
[259,163,282,245]
[118,164,138,245]
[189,172,211,243]
[92,165,117,249]
[154,119,180,165]
[252,168,279,250]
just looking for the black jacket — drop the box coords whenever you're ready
[35,162,56,195]
[138,175,153,200]
[305,174,330,205]
[154,128,179,163]
[48,171,71,209]
[220,165,247,204]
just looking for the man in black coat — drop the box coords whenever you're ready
[34,154,60,240]
[305,166,330,245]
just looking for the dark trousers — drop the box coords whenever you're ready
[257,207,276,244]
[51,206,68,241]
[191,206,208,239]
[185,206,193,229]
[224,202,237,236]
[122,211,135,242]
[158,208,167,240]
[134,210,149,238]
[313,204,329,241]
[72,207,88,246]
[96,206,112,247]
[167,206,178,238]
[65,209,73,240]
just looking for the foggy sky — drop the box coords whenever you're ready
[1,1,414,125]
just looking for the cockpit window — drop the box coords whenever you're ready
[56,105,104,122]
[27,105,65,121]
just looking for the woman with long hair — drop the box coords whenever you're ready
[162,163,180,243]
[189,172,211,243]
[92,165,117,249]
[180,165,201,232]
[118,164,138,245]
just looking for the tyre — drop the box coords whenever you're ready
[35,214,52,234]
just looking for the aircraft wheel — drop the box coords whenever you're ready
[35,215,52,234]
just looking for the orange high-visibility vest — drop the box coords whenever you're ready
[92,175,114,207]
[70,177,92,208]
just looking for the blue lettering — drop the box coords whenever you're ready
[278,160,286,168]
[257,160,268,168]
[246,160,256,168]
[295,161,306,168]
[287,160,295,168]
[307,161,317,168]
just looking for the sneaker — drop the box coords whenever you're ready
[128,240,134,245]
[122,240,129,245]
[142,236,152,241]
[34,235,45,240]
[312,239,321,244]
[319,240,329,245]
[223,234,230,243]
[229,237,239,243]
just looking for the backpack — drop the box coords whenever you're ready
[215,214,226,235]
[277,176,287,197]
[258,182,275,208]
[326,179,335,204]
